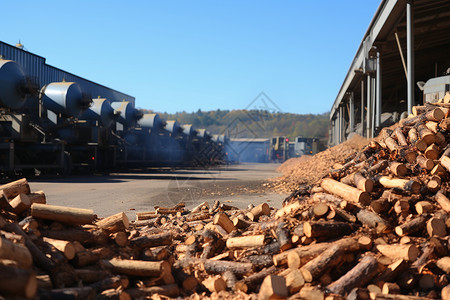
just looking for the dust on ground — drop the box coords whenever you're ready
[269,134,369,193]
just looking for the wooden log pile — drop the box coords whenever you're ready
[1,104,450,298]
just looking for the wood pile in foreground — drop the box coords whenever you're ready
[1,104,450,299]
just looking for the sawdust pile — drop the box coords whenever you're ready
[270,134,369,193]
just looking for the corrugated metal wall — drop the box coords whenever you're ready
[0,41,135,105]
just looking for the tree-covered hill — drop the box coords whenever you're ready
[141,109,330,139]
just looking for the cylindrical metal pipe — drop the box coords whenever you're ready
[376,51,382,128]
[407,0,415,114]
[366,74,372,138]
[349,92,355,133]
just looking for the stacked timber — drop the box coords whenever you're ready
[2,102,450,300]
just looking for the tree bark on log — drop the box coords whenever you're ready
[356,209,389,233]
[40,228,109,246]
[326,255,379,296]
[39,287,96,300]
[274,237,359,267]
[203,259,254,275]
[129,232,172,249]
[300,244,344,282]
[0,236,33,268]
[96,212,129,233]
[258,275,288,300]
[226,235,265,249]
[126,284,180,298]
[31,203,95,225]
[321,178,370,205]
[377,176,421,194]
[101,258,170,277]
[376,244,420,261]
[303,221,354,238]
[0,178,30,199]
[394,216,427,236]
[435,191,450,212]
[0,264,37,299]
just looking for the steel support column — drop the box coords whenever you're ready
[361,79,365,137]
[349,92,354,133]
[375,51,382,129]
[366,74,372,138]
[339,105,344,143]
[407,0,415,114]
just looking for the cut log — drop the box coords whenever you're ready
[418,125,436,145]
[0,264,37,299]
[42,237,76,260]
[303,221,354,238]
[378,176,421,194]
[382,282,401,295]
[417,155,435,171]
[235,265,277,292]
[327,255,379,295]
[248,203,271,221]
[373,259,409,285]
[376,244,420,261]
[431,163,446,176]
[97,289,131,300]
[222,270,237,291]
[329,206,357,222]
[394,127,408,146]
[186,212,210,222]
[395,216,427,236]
[101,258,170,277]
[313,203,329,218]
[31,203,95,225]
[232,217,252,229]
[274,237,359,267]
[39,287,95,300]
[28,191,46,204]
[9,193,31,214]
[321,178,370,205]
[389,162,407,177]
[126,284,180,298]
[0,178,30,199]
[74,269,111,283]
[443,284,450,300]
[425,144,440,160]
[435,191,450,212]
[226,234,265,249]
[0,236,32,268]
[297,286,325,300]
[129,232,172,249]
[426,217,446,237]
[202,275,227,293]
[284,268,305,294]
[89,275,128,293]
[355,172,374,192]
[437,257,450,273]
[203,259,253,275]
[275,222,292,251]
[258,275,288,300]
[40,228,109,245]
[191,201,209,214]
[385,137,399,152]
[213,212,236,233]
[358,236,373,250]
[111,231,128,247]
[300,244,344,282]
[356,209,389,233]
[96,212,129,233]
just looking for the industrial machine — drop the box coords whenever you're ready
[0,41,229,177]
[269,136,289,162]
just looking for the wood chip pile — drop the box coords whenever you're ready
[2,103,450,299]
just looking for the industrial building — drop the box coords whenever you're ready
[329,0,450,145]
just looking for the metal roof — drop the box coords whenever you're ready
[331,0,450,119]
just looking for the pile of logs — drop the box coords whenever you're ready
[1,103,450,299]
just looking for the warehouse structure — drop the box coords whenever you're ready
[329,0,450,146]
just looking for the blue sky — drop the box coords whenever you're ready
[1,1,380,114]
